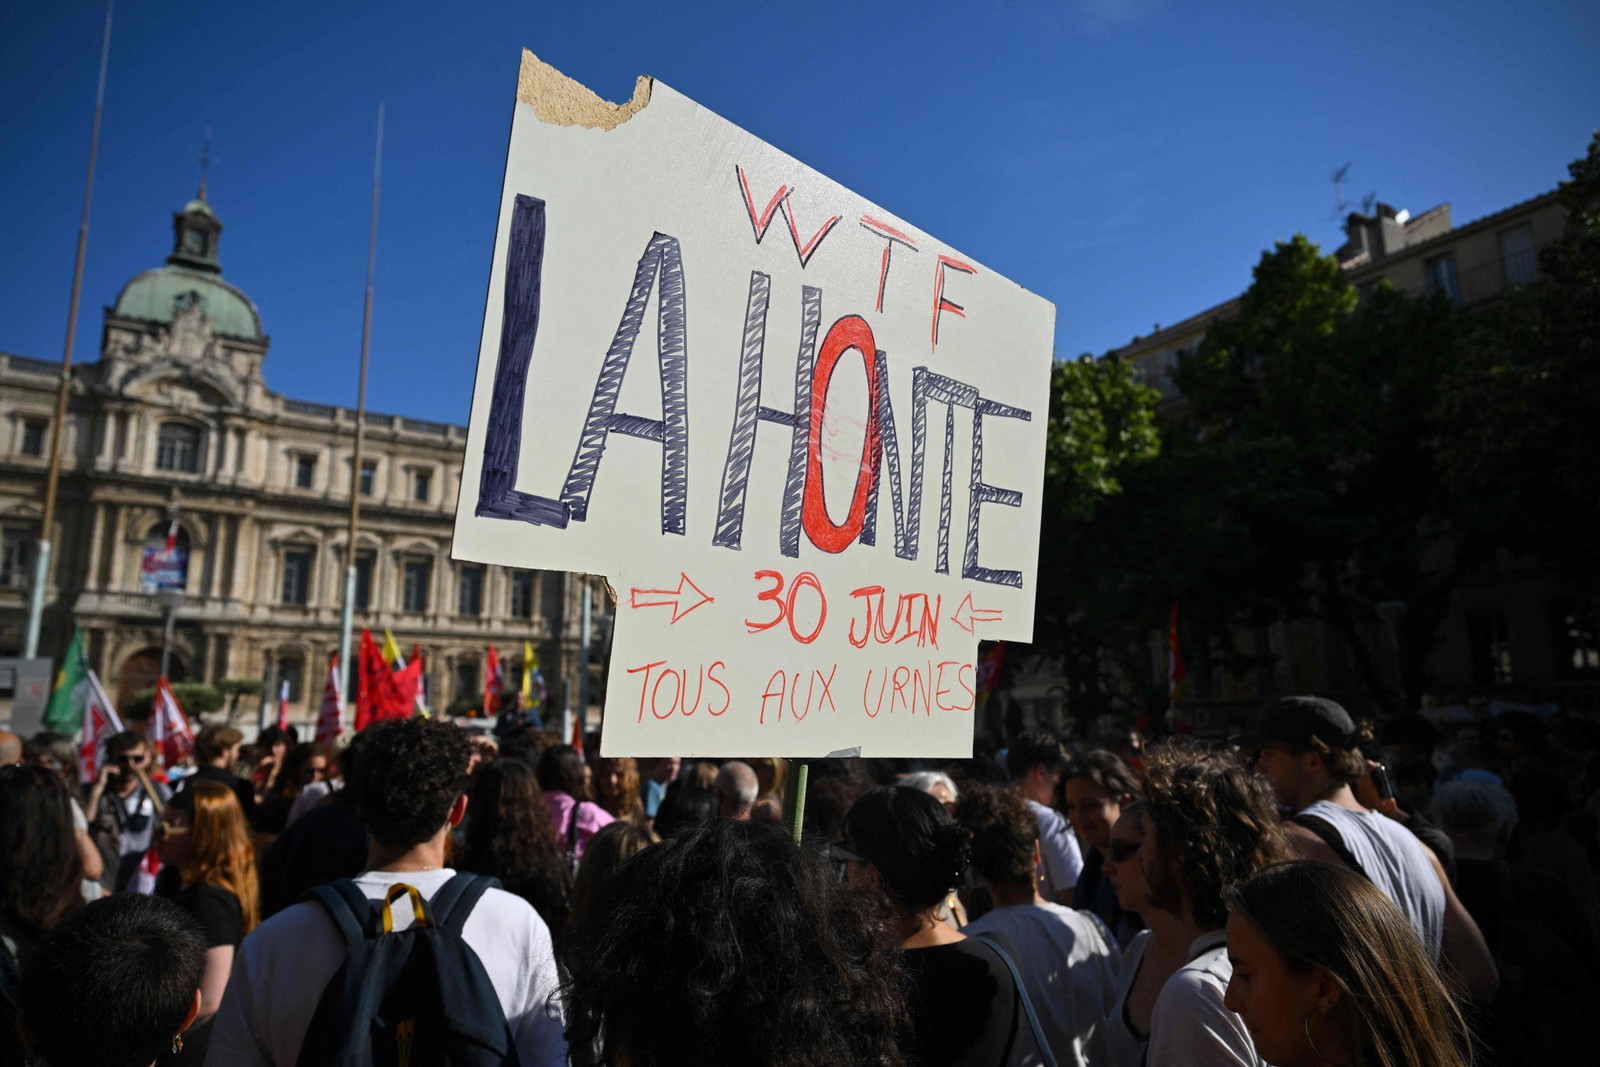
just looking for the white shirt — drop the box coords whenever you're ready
[1104,930,1150,1067]
[1300,799,1445,958]
[1028,799,1084,899]
[205,868,567,1066]
[1145,931,1261,1067]
[964,901,1120,1067]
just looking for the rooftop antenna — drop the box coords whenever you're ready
[1332,162,1352,221]
[197,125,213,199]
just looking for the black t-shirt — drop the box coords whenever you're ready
[181,765,257,825]
[902,937,1024,1067]
[154,883,243,1067]
[178,883,244,948]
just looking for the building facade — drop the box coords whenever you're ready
[1101,189,1596,726]
[0,189,607,724]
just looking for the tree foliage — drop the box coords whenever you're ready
[1436,131,1600,591]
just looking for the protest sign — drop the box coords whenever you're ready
[453,52,1055,757]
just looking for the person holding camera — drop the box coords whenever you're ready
[85,732,171,893]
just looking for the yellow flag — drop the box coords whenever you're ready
[522,641,536,699]
[382,630,405,669]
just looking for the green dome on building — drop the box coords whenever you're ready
[112,190,264,341]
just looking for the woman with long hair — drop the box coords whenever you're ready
[0,764,84,962]
[1099,803,1191,1067]
[459,758,574,944]
[844,785,1043,1066]
[536,744,614,861]
[156,780,259,1065]
[568,820,658,933]
[1224,860,1473,1067]
[594,756,646,826]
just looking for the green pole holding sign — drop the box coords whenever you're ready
[786,760,810,845]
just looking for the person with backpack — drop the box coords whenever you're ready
[205,717,566,1066]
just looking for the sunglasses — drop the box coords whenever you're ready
[1107,838,1141,863]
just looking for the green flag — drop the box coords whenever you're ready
[41,624,89,734]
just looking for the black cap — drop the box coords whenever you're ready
[1231,696,1356,751]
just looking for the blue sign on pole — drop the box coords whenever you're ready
[140,545,188,592]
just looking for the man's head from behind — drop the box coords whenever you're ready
[193,724,244,768]
[351,718,471,850]
[715,760,759,819]
[1005,730,1068,806]
[19,893,205,1067]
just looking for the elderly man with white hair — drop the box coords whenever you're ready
[715,760,759,820]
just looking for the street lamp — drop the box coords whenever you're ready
[157,587,186,681]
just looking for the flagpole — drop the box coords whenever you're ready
[25,0,114,660]
[339,103,383,699]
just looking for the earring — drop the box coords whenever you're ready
[1303,1007,1348,1066]
[171,1034,184,1054]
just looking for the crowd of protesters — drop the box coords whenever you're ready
[2,691,1599,1065]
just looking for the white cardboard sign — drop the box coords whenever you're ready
[453,53,1055,757]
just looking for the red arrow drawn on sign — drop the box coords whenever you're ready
[949,593,1003,634]
[629,573,715,624]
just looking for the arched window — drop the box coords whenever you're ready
[156,423,203,473]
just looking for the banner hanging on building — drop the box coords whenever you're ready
[139,545,188,593]
[453,52,1055,757]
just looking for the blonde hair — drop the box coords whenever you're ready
[595,757,641,821]
[179,780,261,934]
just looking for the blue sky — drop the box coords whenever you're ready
[2,0,1595,422]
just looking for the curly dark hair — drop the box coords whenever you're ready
[1141,744,1291,931]
[351,718,471,849]
[563,818,910,1066]
[460,758,572,937]
[20,893,206,1067]
[0,763,83,936]
[1063,749,1142,801]
[845,786,969,912]
[536,744,591,801]
[954,785,1037,888]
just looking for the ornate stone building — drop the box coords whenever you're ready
[0,188,606,724]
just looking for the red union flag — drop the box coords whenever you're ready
[149,677,195,771]
[316,653,345,748]
[78,669,125,784]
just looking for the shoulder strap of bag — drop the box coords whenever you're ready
[1291,813,1369,880]
[566,802,581,853]
[969,932,1059,1067]
[430,873,500,932]
[306,878,373,949]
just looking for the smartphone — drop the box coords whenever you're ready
[1371,763,1395,801]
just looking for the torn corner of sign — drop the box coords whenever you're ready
[517,49,653,131]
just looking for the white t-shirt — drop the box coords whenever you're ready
[1104,930,1150,1067]
[1145,931,1261,1067]
[205,868,567,1066]
[963,901,1120,1067]
[1028,799,1084,899]
[1299,799,1445,959]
